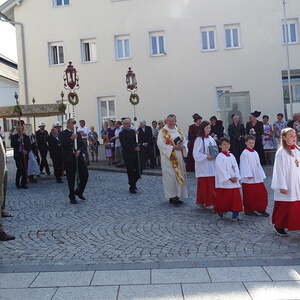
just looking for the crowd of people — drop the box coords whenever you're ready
[1,109,300,241]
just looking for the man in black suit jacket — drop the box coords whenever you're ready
[138,121,155,169]
[11,125,32,189]
[119,119,141,193]
[60,119,89,204]
[48,127,63,183]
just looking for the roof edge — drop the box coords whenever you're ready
[0,0,23,19]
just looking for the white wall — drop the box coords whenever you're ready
[12,0,300,133]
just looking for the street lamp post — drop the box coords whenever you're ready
[282,0,294,118]
[125,67,141,176]
[32,97,36,133]
[60,91,65,130]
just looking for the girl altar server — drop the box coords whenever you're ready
[271,128,300,236]
[215,138,243,221]
[240,135,269,217]
[193,121,217,209]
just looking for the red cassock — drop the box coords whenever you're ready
[242,183,268,212]
[215,188,244,213]
[196,177,216,207]
[272,201,300,231]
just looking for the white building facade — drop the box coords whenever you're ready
[1,0,300,132]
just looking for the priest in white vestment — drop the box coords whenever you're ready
[157,114,188,205]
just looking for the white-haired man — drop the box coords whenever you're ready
[157,114,188,205]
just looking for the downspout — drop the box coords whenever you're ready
[0,12,29,106]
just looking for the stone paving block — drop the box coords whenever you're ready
[263,265,300,281]
[0,288,56,300]
[92,270,150,286]
[152,268,210,284]
[245,281,300,299]
[53,286,118,300]
[182,282,252,300]
[30,271,94,287]
[118,284,183,300]
[0,273,38,289]
[207,266,271,282]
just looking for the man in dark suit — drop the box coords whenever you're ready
[60,119,89,204]
[36,123,50,175]
[119,119,141,194]
[11,124,31,189]
[138,121,155,169]
[48,126,63,183]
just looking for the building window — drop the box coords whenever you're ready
[54,0,69,6]
[98,98,116,128]
[282,19,299,44]
[225,25,241,49]
[115,35,131,60]
[81,39,97,62]
[48,42,64,65]
[149,31,166,56]
[295,84,300,101]
[200,27,216,51]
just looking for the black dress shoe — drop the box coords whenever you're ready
[257,211,270,217]
[16,184,20,189]
[0,231,15,241]
[244,211,259,216]
[129,188,137,194]
[69,195,78,204]
[21,185,28,189]
[56,179,63,184]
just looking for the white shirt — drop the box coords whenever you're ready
[77,126,89,140]
[215,152,241,189]
[193,136,216,178]
[114,127,123,148]
[271,147,300,202]
[240,149,266,184]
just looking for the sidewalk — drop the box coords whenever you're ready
[1,265,300,299]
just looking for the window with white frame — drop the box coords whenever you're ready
[282,19,299,44]
[81,39,97,62]
[149,31,166,56]
[115,35,131,60]
[48,42,64,65]
[53,0,69,7]
[200,26,216,51]
[99,98,116,122]
[225,25,241,49]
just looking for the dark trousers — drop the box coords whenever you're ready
[124,155,140,189]
[65,157,89,197]
[141,146,155,169]
[15,156,28,187]
[82,140,90,164]
[52,156,63,181]
[1,171,7,210]
[39,149,50,174]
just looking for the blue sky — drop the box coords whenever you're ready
[0,0,17,62]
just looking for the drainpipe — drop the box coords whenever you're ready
[0,12,29,106]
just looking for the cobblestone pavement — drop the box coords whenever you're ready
[1,156,300,271]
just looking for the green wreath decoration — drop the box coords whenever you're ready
[68,92,79,106]
[58,103,67,113]
[13,104,22,116]
[129,93,140,106]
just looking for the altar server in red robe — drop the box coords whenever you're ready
[271,128,300,236]
[240,135,269,217]
[193,121,217,209]
[215,138,243,221]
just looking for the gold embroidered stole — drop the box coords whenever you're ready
[162,128,185,185]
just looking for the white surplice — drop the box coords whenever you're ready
[239,149,266,184]
[271,148,300,202]
[215,152,241,189]
[157,125,188,199]
[193,136,216,178]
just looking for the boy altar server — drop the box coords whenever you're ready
[240,135,269,217]
[271,128,300,236]
[215,138,243,221]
